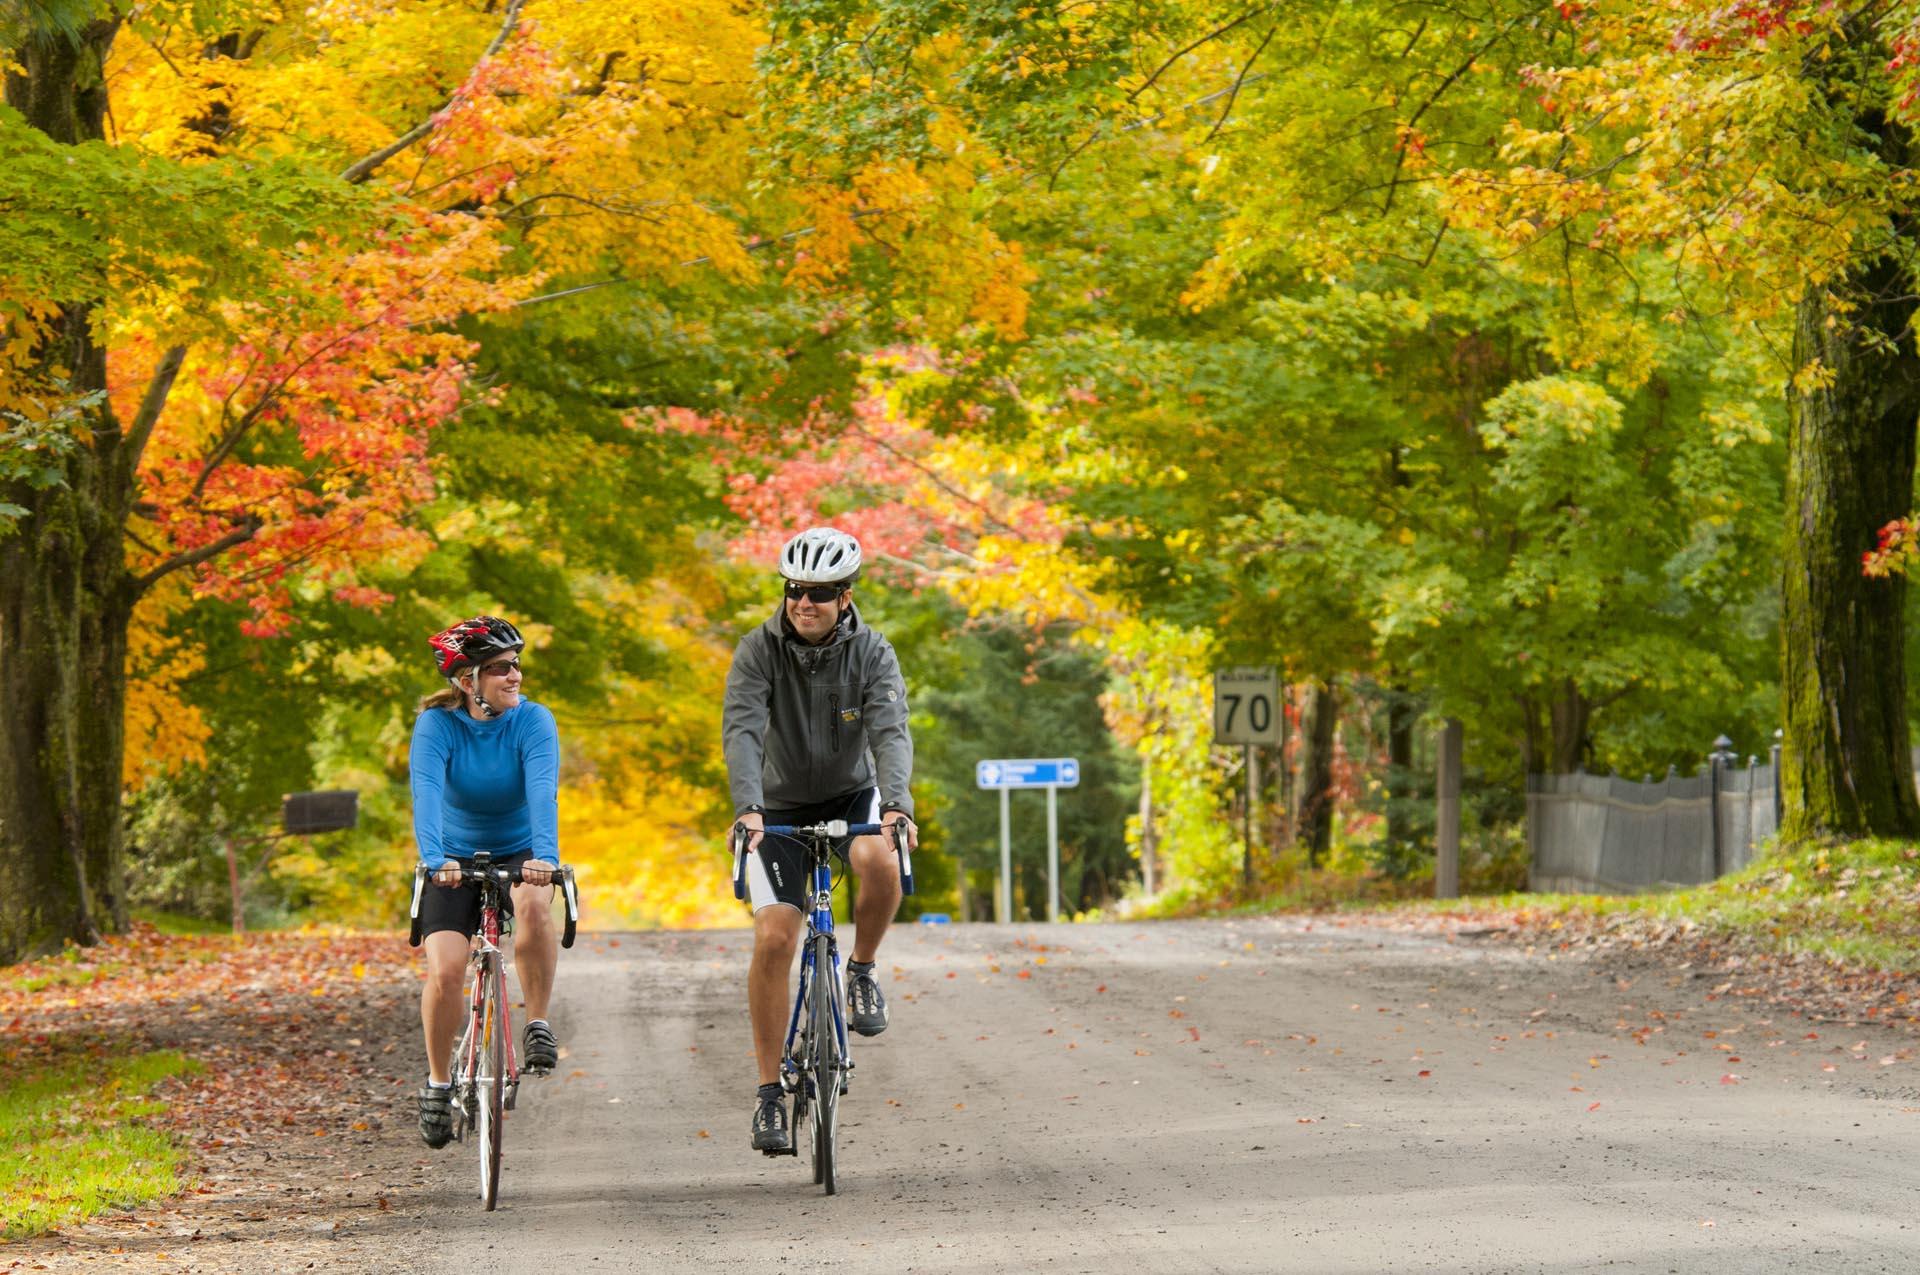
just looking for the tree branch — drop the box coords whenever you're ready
[1127,8,1265,103]
[1384,12,1529,215]
[123,344,186,473]
[1203,25,1277,143]
[338,0,525,185]
[133,518,261,595]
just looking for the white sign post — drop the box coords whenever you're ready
[1214,667,1280,886]
[977,758,1081,923]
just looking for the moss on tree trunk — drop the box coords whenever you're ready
[0,19,137,962]
[1780,255,1920,841]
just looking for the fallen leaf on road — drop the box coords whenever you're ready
[1587,1102,1601,1112]
[1719,1074,1741,1085]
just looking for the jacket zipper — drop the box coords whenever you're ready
[830,690,841,751]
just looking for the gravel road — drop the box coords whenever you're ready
[331,916,1920,1274]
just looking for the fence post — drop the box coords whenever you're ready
[1770,729,1784,829]
[1435,718,1463,899]
[1708,734,1736,877]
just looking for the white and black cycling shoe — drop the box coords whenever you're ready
[522,1020,558,1074]
[846,963,889,1037]
[752,1084,792,1154]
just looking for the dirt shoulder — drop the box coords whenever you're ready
[1,928,433,1273]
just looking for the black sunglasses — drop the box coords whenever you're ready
[479,657,521,676]
[784,581,846,604]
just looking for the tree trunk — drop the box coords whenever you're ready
[1295,680,1339,866]
[1385,683,1416,848]
[1548,679,1591,775]
[1780,262,1920,840]
[0,19,138,962]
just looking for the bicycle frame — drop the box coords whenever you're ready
[458,876,519,1112]
[407,854,581,1209]
[778,832,850,1094]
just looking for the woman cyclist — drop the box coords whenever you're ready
[411,615,564,1149]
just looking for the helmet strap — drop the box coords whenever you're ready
[461,670,499,719]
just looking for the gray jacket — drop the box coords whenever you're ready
[722,602,914,818]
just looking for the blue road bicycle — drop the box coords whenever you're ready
[733,818,912,1194]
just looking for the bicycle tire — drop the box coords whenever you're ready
[809,934,839,1195]
[477,951,505,1209]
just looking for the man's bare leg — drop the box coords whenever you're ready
[749,906,802,1085]
[848,834,901,964]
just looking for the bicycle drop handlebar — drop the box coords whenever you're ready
[731,819,915,901]
[408,860,581,951]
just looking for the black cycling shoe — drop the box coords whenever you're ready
[523,1020,559,1074]
[847,964,889,1037]
[418,1084,454,1149]
[751,1086,791,1154]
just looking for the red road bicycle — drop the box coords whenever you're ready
[410,853,579,1210]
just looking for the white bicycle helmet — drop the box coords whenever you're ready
[779,527,863,585]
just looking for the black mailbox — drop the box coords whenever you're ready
[281,790,359,836]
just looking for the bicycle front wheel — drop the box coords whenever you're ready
[809,934,840,1195]
[476,951,505,1209]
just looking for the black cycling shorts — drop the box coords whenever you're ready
[746,788,880,913]
[418,850,548,939]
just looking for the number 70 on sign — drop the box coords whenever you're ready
[1214,667,1281,745]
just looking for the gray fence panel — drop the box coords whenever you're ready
[1531,752,1918,894]
[1529,761,1761,894]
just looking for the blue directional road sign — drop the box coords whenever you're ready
[976,757,1080,789]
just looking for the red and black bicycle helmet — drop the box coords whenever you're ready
[428,615,525,678]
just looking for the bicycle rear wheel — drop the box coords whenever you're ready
[809,934,840,1195]
[476,951,505,1209]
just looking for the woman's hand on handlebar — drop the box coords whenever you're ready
[520,861,555,888]
[432,862,464,888]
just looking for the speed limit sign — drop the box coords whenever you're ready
[1214,667,1281,745]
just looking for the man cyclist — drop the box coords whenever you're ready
[723,527,919,1154]
[410,615,564,1149]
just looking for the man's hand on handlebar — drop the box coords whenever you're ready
[734,811,765,855]
[882,809,919,851]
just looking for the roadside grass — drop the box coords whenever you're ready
[1131,849,1435,920]
[131,908,233,937]
[0,1050,201,1238]
[1416,837,1920,973]
[2,957,125,995]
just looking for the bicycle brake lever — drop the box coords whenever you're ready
[408,865,427,948]
[731,825,749,901]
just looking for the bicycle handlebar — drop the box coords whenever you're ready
[408,860,580,950]
[731,819,914,899]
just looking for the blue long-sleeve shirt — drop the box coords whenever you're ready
[409,700,560,869]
